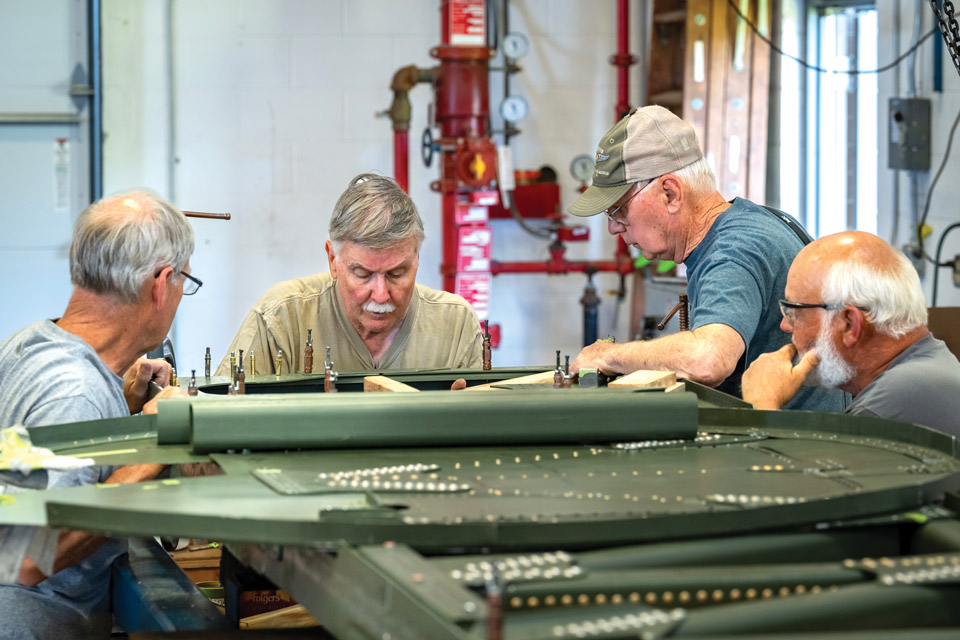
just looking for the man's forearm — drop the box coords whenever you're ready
[624,331,733,383]
[105,463,167,485]
[575,324,744,387]
[17,463,167,586]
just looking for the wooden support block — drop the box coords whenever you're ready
[464,370,556,391]
[363,375,419,393]
[168,546,222,584]
[607,370,677,389]
[664,381,686,393]
[239,603,319,629]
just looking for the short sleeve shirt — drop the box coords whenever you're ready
[217,273,482,375]
[683,198,845,412]
[847,334,960,435]
[0,320,131,638]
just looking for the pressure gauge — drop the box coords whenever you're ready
[499,95,529,123]
[502,32,530,59]
[570,154,594,182]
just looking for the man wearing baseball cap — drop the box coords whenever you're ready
[569,106,843,412]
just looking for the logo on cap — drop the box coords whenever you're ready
[596,152,609,162]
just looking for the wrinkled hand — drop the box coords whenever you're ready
[142,384,188,415]
[124,358,173,414]
[570,341,620,376]
[450,378,467,391]
[742,344,819,410]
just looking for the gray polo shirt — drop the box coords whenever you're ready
[847,333,960,436]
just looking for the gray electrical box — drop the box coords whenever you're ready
[889,98,931,171]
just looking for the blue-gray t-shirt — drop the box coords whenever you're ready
[683,198,845,412]
[0,320,130,639]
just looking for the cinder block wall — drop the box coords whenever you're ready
[104,0,687,370]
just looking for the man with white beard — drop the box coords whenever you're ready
[742,231,960,436]
[217,173,482,375]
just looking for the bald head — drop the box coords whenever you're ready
[70,190,194,303]
[789,231,927,338]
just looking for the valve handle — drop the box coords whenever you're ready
[421,127,435,168]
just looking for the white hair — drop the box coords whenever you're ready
[669,157,717,196]
[821,249,927,338]
[70,190,194,303]
[329,173,424,252]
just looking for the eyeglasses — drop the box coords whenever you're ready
[778,299,868,322]
[180,271,202,295]
[154,268,203,295]
[602,179,653,228]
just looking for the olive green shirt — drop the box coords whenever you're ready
[216,273,482,375]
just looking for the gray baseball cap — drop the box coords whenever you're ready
[568,106,704,217]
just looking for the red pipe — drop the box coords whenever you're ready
[491,260,629,276]
[394,130,409,193]
[491,243,633,277]
[614,0,634,259]
[616,0,630,120]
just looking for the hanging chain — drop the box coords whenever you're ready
[931,0,960,77]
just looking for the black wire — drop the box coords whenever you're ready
[919,106,960,265]
[487,0,499,54]
[931,223,960,306]
[507,191,553,239]
[726,0,938,75]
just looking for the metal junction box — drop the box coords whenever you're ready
[889,97,931,171]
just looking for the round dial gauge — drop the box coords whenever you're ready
[499,95,529,123]
[570,154,594,182]
[502,32,530,59]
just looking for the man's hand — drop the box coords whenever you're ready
[142,384,188,415]
[124,358,173,414]
[450,378,467,391]
[570,341,620,376]
[742,344,819,410]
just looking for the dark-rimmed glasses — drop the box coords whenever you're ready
[154,268,203,295]
[779,299,868,322]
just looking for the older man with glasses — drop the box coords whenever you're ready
[567,106,842,411]
[742,231,960,434]
[0,190,194,639]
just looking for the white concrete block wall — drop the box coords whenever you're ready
[102,0,684,371]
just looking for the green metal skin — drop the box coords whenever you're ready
[3,368,960,638]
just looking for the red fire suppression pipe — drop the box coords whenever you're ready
[612,0,636,121]
[491,242,633,277]
[385,64,435,193]
[434,0,496,293]
[394,130,409,192]
[612,0,637,268]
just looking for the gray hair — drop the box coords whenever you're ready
[669,157,717,197]
[821,248,927,338]
[70,190,195,303]
[329,173,425,251]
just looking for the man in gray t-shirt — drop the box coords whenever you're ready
[0,191,195,639]
[742,231,960,437]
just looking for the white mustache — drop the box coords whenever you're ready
[362,301,396,314]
